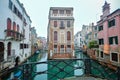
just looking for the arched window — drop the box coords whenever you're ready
[7,42,11,56]
[7,18,12,36]
[17,24,19,32]
[54,21,57,27]
[13,22,16,37]
[13,22,16,31]
[54,31,57,41]
[67,31,71,40]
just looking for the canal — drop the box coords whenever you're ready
[4,50,117,80]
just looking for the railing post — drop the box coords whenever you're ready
[84,59,91,75]
[23,64,32,80]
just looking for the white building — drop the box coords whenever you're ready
[0,0,32,70]
[74,31,83,49]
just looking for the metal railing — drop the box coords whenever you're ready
[0,58,92,80]
[0,58,115,80]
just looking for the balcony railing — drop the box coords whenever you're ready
[54,48,57,53]
[60,48,64,53]
[66,48,72,53]
[51,14,72,17]
[4,29,24,41]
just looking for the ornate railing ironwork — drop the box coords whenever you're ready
[0,58,113,80]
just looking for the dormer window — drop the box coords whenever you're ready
[60,10,64,14]
[53,10,58,14]
[66,10,71,14]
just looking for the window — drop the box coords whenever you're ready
[60,21,64,29]
[53,10,58,14]
[13,22,16,31]
[67,45,71,48]
[14,5,17,14]
[13,22,16,37]
[99,38,104,45]
[80,34,81,36]
[111,53,118,62]
[94,33,97,38]
[94,26,97,31]
[67,31,71,40]
[7,18,12,36]
[60,10,64,14]
[54,31,57,41]
[54,45,57,48]
[80,38,81,42]
[61,45,64,48]
[54,21,57,27]
[108,19,115,27]
[19,13,22,20]
[100,51,103,58]
[9,0,13,10]
[24,44,26,48]
[17,25,19,32]
[20,44,23,49]
[66,10,71,14]
[109,36,118,45]
[99,25,103,31]
[67,21,70,27]
[23,29,25,37]
[24,18,27,26]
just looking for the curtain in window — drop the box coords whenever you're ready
[7,18,12,36]
[13,22,16,37]
[67,31,71,40]
[54,31,57,41]
[54,21,57,27]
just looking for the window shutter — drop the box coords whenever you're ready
[115,36,118,44]
[109,37,113,44]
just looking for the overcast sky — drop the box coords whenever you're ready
[19,0,120,38]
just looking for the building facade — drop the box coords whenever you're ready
[0,0,32,70]
[74,31,83,49]
[31,27,38,54]
[81,23,93,47]
[48,7,74,59]
[98,1,120,69]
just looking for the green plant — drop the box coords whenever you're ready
[88,40,99,48]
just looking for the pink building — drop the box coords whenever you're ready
[97,1,120,70]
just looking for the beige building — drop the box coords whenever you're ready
[47,7,74,59]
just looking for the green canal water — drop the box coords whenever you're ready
[3,50,117,80]
[75,50,117,80]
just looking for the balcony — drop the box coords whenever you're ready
[66,48,72,53]
[4,29,24,41]
[67,40,71,44]
[51,14,73,17]
[54,48,57,53]
[60,27,65,29]
[60,48,64,53]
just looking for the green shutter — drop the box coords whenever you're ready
[109,37,113,44]
[115,36,118,44]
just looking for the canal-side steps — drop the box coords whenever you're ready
[62,76,107,80]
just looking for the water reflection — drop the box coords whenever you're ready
[34,53,47,80]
